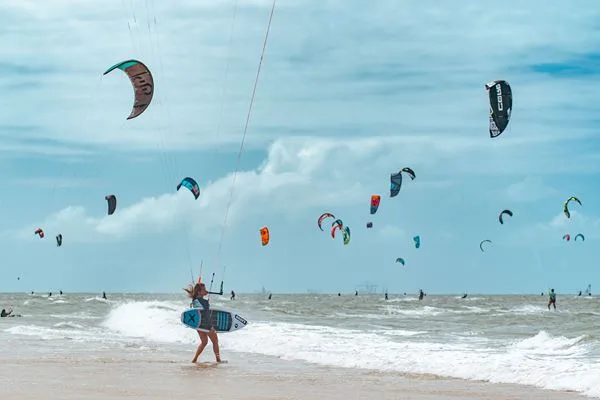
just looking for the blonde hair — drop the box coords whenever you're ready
[183,283,205,299]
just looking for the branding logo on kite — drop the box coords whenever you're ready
[234,314,247,325]
[495,83,503,111]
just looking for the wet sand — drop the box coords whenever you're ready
[0,349,591,400]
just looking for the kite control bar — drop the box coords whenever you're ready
[207,273,224,295]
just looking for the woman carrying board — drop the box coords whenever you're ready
[183,281,224,363]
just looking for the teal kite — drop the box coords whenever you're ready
[104,59,154,120]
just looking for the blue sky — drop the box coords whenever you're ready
[1,0,600,294]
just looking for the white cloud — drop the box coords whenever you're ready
[504,176,558,203]
[377,225,406,241]
[21,125,600,245]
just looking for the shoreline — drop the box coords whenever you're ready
[0,348,592,400]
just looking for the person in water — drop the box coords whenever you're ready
[268,293,272,300]
[102,292,107,300]
[230,290,235,300]
[1,307,12,317]
[418,289,424,301]
[548,289,557,310]
[384,292,388,300]
[184,282,222,363]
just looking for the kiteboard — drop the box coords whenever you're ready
[180,307,248,333]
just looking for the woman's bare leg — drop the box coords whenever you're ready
[192,331,209,363]
[207,330,222,362]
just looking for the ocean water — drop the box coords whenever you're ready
[1,292,599,398]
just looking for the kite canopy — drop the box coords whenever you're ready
[366,222,373,228]
[485,80,512,138]
[390,172,402,197]
[499,209,513,224]
[563,233,571,242]
[563,196,581,219]
[395,257,405,266]
[317,212,335,231]
[331,224,342,239]
[56,234,63,247]
[574,233,585,242]
[260,227,270,246]
[177,177,200,200]
[342,226,351,245]
[104,59,154,120]
[479,239,492,252]
[105,194,117,215]
[370,195,381,215]
[390,167,415,197]
[35,228,44,238]
[413,235,421,249]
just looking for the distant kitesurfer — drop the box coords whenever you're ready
[355,290,358,296]
[548,289,557,310]
[384,292,388,300]
[578,291,582,297]
[418,289,424,301]
[48,292,52,297]
[230,290,235,300]
[461,293,468,299]
[337,293,341,296]
[102,291,107,300]
[268,293,272,300]
[1,308,12,317]
[184,282,223,363]
[59,290,63,295]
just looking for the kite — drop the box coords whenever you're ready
[413,235,420,249]
[563,196,581,219]
[390,172,402,197]
[575,233,585,242]
[35,228,44,238]
[395,257,405,266]
[56,234,62,247]
[318,213,335,231]
[103,59,154,120]
[485,80,512,138]
[105,194,117,215]
[479,239,492,252]
[563,233,571,242]
[342,226,351,245]
[366,222,373,228]
[331,224,342,239]
[370,195,381,215]
[260,226,270,246]
[390,167,415,197]
[177,177,200,200]
[499,209,513,224]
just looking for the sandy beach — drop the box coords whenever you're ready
[0,348,590,400]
